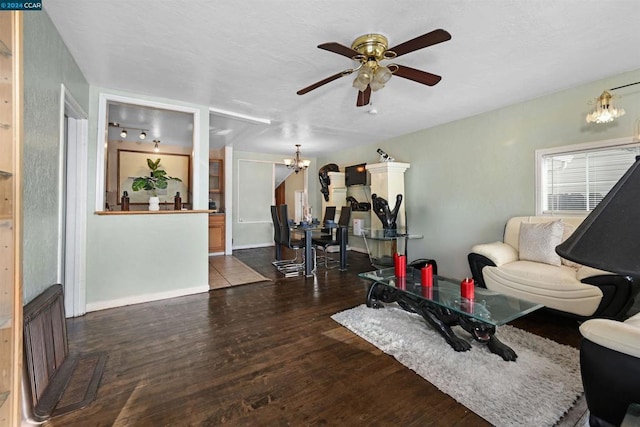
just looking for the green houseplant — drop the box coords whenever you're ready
[131,158,182,210]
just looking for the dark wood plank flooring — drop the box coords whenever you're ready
[47,247,589,426]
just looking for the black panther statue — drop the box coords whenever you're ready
[346,196,371,212]
[371,194,403,229]
[366,283,518,361]
[318,163,339,201]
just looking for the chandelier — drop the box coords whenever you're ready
[284,144,310,174]
[585,81,640,124]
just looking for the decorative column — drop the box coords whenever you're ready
[366,162,410,230]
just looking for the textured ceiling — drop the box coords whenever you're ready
[45,0,640,157]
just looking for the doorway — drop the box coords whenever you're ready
[59,84,88,317]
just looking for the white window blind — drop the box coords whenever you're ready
[541,145,639,214]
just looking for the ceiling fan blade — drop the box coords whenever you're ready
[393,65,442,86]
[387,29,451,58]
[318,42,361,59]
[297,70,354,95]
[356,86,371,107]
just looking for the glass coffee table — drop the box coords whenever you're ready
[358,267,543,361]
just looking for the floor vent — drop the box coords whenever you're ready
[23,284,106,421]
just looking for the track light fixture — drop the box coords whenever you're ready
[109,122,150,140]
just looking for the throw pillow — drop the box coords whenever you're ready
[560,222,583,268]
[519,220,564,266]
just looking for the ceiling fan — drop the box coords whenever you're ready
[297,29,451,107]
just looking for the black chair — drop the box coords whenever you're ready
[320,206,336,234]
[312,206,351,269]
[270,205,282,260]
[276,204,307,276]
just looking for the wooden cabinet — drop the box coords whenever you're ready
[209,159,223,193]
[208,215,225,253]
[0,12,22,425]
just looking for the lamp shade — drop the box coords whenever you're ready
[556,156,640,278]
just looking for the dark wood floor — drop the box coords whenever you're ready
[47,247,589,426]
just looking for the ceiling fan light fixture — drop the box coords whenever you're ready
[369,80,385,92]
[352,77,368,92]
[586,91,625,124]
[357,65,374,84]
[374,65,393,84]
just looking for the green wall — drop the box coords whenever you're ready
[23,11,89,304]
[84,86,210,310]
[317,68,640,279]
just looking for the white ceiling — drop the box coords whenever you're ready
[45,1,640,157]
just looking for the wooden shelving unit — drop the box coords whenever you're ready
[209,159,223,194]
[208,159,225,254]
[0,11,23,426]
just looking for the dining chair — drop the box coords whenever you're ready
[270,205,285,265]
[276,204,309,276]
[312,206,351,269]
[320,205,336,234]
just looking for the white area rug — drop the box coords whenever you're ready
[332,304,583,427]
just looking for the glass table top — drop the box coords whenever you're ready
[360,228,423,240]
[358,267,543,327]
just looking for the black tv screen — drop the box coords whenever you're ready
[345,163,367,186]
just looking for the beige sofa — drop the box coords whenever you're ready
[468,216,637,320]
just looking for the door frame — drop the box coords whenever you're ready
[58,84,88,317]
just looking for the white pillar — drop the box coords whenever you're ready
[366,162,410,230]
[321,171,346,220]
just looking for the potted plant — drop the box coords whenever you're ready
[131,158,182,211]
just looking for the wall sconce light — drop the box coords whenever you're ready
[153,140,160,153]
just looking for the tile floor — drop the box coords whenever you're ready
[208,256,270,289]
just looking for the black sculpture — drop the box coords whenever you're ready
[318,163,339,201]
[371,194,403,230]
[346,196,371,212]
[366,283,518,361]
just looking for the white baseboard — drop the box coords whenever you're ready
[349,246,367,254]
[85,285,209,313]
[233,242,273,250]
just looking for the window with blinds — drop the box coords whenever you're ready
[537,140,640,214]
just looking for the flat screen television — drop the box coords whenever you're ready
[345,163,367,186]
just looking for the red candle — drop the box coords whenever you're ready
[461,277,475,300]
[396,276,406,290]
[421,265,433,286]
[395,255,406,278]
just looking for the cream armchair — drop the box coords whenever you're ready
[580,312,640,426]
[468,216,638,320]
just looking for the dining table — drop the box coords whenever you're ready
[293,222,348,277]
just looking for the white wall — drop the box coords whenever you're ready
[317,68,640,279]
